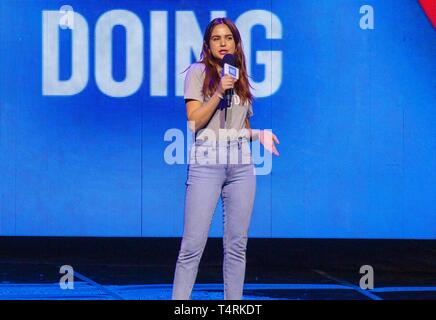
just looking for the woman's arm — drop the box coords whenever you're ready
[186,92,222,132]
[186,75,235,132]
[243,118,260,142]
[242,118,280,156]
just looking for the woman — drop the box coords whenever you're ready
[172,17,280,300]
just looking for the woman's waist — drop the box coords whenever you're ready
[188,137,253,165]
[193,136,249,148]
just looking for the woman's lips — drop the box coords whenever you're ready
[219,50,228,55]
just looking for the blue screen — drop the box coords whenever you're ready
[0,0,435,238]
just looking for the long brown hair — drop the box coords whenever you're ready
[199,17,253,105]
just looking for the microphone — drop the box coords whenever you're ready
[221,54,239,109]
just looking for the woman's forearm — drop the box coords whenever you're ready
[188,91,223,131]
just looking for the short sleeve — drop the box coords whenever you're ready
[184,63,205,102]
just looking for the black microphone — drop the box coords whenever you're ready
[221,54,237,109]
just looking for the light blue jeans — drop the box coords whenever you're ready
[172,137,256,300]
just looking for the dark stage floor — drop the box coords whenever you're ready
[0,237,435,300]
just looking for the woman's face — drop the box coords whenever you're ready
[208,24,236,60]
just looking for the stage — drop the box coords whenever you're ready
[1,237,435,300]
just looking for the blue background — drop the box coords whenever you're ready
[0,0,435,238]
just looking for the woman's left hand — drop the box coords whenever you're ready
[259,130,280,156]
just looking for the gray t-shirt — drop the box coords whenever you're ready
[184,62,253,141]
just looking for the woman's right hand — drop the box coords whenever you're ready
[217,75,236,96]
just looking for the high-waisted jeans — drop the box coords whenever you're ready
[172,137,256,300]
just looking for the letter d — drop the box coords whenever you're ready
[42,10,89,95]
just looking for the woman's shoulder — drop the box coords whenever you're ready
[189,62,206,70]
[184,62,206,86]
[187,62,206,75]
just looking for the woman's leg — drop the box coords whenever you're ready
[172,164,225,300]
[221,164,256,300]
